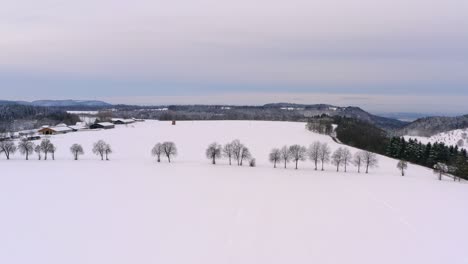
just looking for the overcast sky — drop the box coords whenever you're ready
[1,0,468,113]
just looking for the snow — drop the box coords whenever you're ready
[1,121,468,264]
[405,128,468,149]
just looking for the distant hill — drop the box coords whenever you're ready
[0,99,112,107]
[397,115,468,137]
[263,103,407,130]
[30,100,111,107]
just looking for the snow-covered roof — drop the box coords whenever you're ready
[97,122,114,127]
[51,126,73,132]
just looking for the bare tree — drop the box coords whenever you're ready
[308,141,321,170]
[342,148,352,172]
[18,139,35,160]
[318,143,331,171]
[206,142,222,164]
[332,148,344,172]
[239,146,251,166]
[269,148,281,168]
[162,141,177,163]
[222,143,234,165]
[93,140,107,160]
[280,145,291,168]
[40,139,53,160]
[231,139,243,166]
[34,145,42,160]
[353,152,363,173]
[104,144,112,160]
[70,144,84,160]
[289,144,307,169]
[362,151,378,173]
[433,162,448,181]
[50,144,57,160]
[151,143,163,162]
[397,160,408,176]
[0,141,17,160]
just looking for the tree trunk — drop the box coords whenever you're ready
[26,152,29,160]
[295,160,298,170]
[274,160,276,168]
[321,160,324,171]
[168,155,171,163]
[157,156,160,162]
[52,153,55,160]
[366,164,369,173]
[44,152,47,160]
[229,156,231,165]
[212,156,216,164]
[5,152,10,160]
[315,160,318,170]
[345,163,347,172]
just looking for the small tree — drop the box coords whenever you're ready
[162,141,177,163]
[396,160,408,176]
[332,148,344,171]
[222,143,234,165]
[70,144,84,160]
[206,142,222,164]
[18,139,35,160]
[104,144,112,160]
[151,143,163,162]
[433,162,448,181]
[92,140,107,160]
[40,139,53,160]
[342,148,352,172]
[269,148,281,168]
[289,144,307,169]
[318,143,331,171]
[308,141,321,170]
[34,145,42,160]
[239,146,251,166]
[362,151,378,173]
[249,158,256,167]
[280,145,291,168]
[0,140,17,160]
[353,152,363,173]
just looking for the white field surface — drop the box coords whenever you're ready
[406,128,468,149]
[1,121,468,264]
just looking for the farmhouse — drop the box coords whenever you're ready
[90,122,115,129]
[38,126,74,135]
[112,118,135,125]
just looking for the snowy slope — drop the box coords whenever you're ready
[405,128,468,149]
[1,121,467,264]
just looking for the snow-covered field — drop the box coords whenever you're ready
[406,128,468,149]
[1,121,467,264]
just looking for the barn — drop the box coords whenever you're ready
[90,122,115,129]
[38,126,74,135]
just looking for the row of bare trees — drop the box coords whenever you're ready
[151,142,177,163]
[0,139,112,161]
[205,140,255,166]
[269,141,379,173]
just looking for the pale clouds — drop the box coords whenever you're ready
[1,0,468,108]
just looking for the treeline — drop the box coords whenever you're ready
[0,104,80,132]
[387,137,468,179]
[306,116,389,154]
[306,115,468,180]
